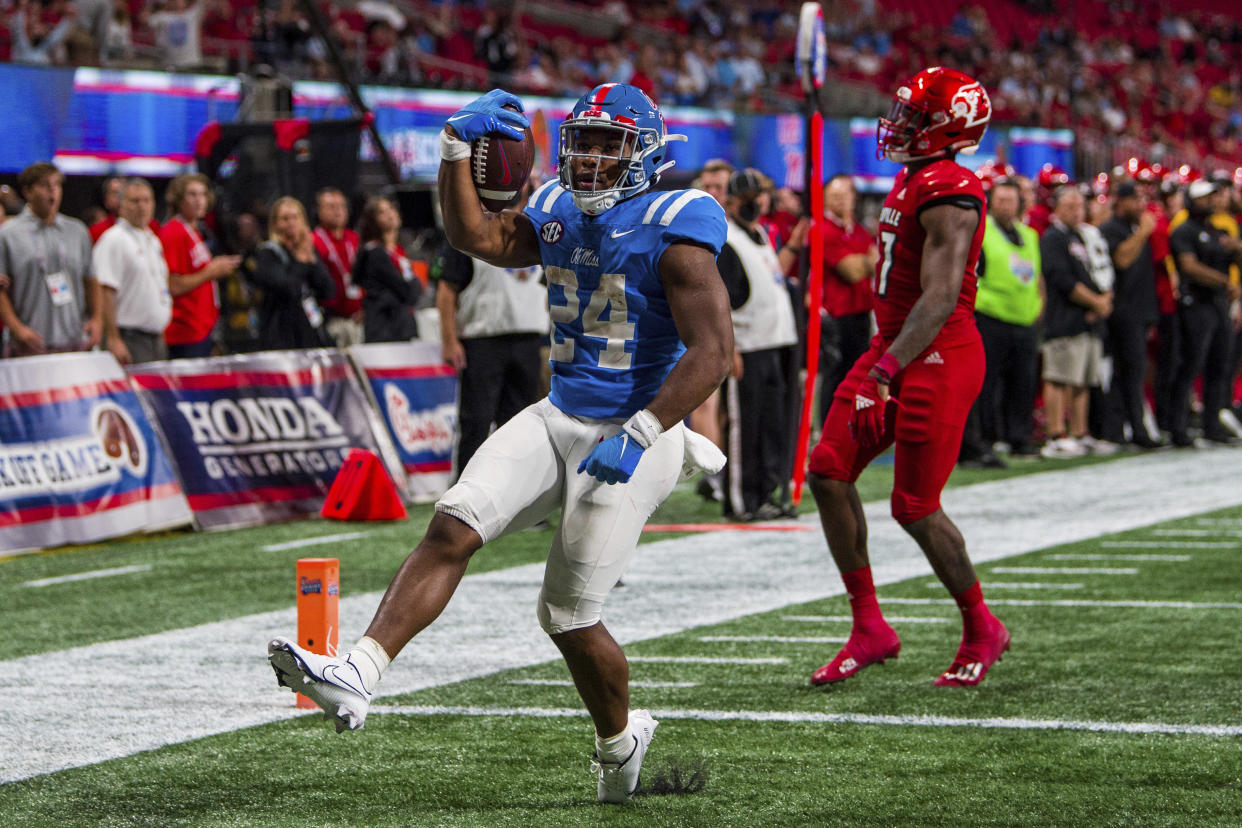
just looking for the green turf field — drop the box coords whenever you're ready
[2,452,1240,826]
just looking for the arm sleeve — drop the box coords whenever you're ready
[438,244,475,290]
[91,233,122,290]
[250,245,303,297]
[1101,220,1128,253]
[305,258,336,303]
[1167,224,1196,259]
[716,243,750,310]
[1039,233,1076,296]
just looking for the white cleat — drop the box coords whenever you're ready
[595,709,658,804]
[267,636,372,733]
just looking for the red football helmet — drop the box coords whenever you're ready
[975,159,1016,191]
[877,67,991,163]
[1036,163,1073,205]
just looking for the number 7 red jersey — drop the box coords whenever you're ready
[873,158,986,349]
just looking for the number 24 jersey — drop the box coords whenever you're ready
[524,181,726,419]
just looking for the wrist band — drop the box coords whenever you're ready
[622,408,664,449]
[440,129,471,162]
[870,352,900,384]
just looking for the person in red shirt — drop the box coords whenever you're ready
[160,173,240,358]
[818,173,877,423]
[312,187,363,347]
[807,68,1009,689]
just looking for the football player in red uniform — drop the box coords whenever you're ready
[807,67,1010,688]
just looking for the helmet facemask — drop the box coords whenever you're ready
[876,97,931,163]
[559,120,670,216]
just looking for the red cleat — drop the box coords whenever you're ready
[933,617,1011,686]
[810,626,901,686]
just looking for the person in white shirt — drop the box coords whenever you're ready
[93,178,172,364]
[146,0,204,70]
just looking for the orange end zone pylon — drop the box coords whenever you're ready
[294,557,339,709]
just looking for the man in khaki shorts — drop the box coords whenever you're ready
[1037,186,1114,457]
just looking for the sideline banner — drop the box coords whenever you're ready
[0,353,192,552]
[129,350,403,530]
[348,342,457,502]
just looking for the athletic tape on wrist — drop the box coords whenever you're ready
[870,352,900,384]
[440,129,471,162]
[622,408,664,449]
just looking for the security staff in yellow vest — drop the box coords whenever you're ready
[716,169,800,520]
[966,178,1044,459]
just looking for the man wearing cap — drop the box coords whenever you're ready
[1099,180,1161,448]
[717,168,800,520]
[1167,179,1242,446]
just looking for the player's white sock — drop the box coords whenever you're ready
[595,720,635,763]
[346,636,391,694]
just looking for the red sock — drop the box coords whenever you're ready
[842,566,884,631]
[952,581,992,637]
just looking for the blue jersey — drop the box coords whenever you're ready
[524,182,726,418]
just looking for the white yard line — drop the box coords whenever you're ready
[956,582,1085,590]
[884,598,1242,610]
[1046,554,1190,562]
[1101,541,1236,548]
[781,615,949,624]
[259,531,373,552]
[21,565,152,588]
[628,656,788,665]
[989,566,1138,575]
[508,679,697,689]
[697,635,848,644]
[4,448,1242,782]
[375,705,1242,737]
[1151,528,1242,537]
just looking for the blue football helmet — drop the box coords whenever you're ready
[558,83,685,215]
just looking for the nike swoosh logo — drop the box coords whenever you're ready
[447,114,472,122]
[611,229,637,238]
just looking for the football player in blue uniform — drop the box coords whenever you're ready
[268,83,733,804]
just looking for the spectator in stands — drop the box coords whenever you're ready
[475,11,518,86]
[11,0,76,66]
[436,182,548,476]
[92,178,171,365]
[89,178,125,244]
[1039,186,1114,457]
[0,162,102,357]
[249,196,335,351]
[718,169,800,520]
[1099,180,1162,448]
[161,174,240,358]
[102,0,135,64]
[818,173,877,424]
[351,196,421,343]
[1151,174,1182,434]
[968,178,1044,461]
[71,0,113,65]
[1167,180,1242,446]
[146,0,206,71]
[312,188,363,348]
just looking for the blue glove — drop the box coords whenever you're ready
[578,431,645,485]
[445,89,529,142]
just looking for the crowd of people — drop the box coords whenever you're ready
[6,1,1242,170]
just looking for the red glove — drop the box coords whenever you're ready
[848,352,899,446]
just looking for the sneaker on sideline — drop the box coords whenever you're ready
[267,636,373,733]
[595,709,658,803]
[1218,408,1242,439]
[1040,436,1087,458]
[810,625,902,685]
[1077,435,1119,455]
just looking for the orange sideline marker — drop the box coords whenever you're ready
[294,557,339,709]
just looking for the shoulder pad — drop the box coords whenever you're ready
[525,179,569,219]
[915,160,986,203]
[640,189,726,256]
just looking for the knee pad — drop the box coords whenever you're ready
[537,589,602,636]
[891,488,939,525]
[808,438,851,480]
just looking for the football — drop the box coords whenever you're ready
[471,114,535,212]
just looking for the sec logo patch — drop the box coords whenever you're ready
[541,220,564,244]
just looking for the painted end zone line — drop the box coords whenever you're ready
[698,635,847,644]
[884,598,1242,610]
[261,531,372,552]
[22,564,152,588]
[1047,554,1190,562]
[783,615,949,624]
[373,705,1242,737]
